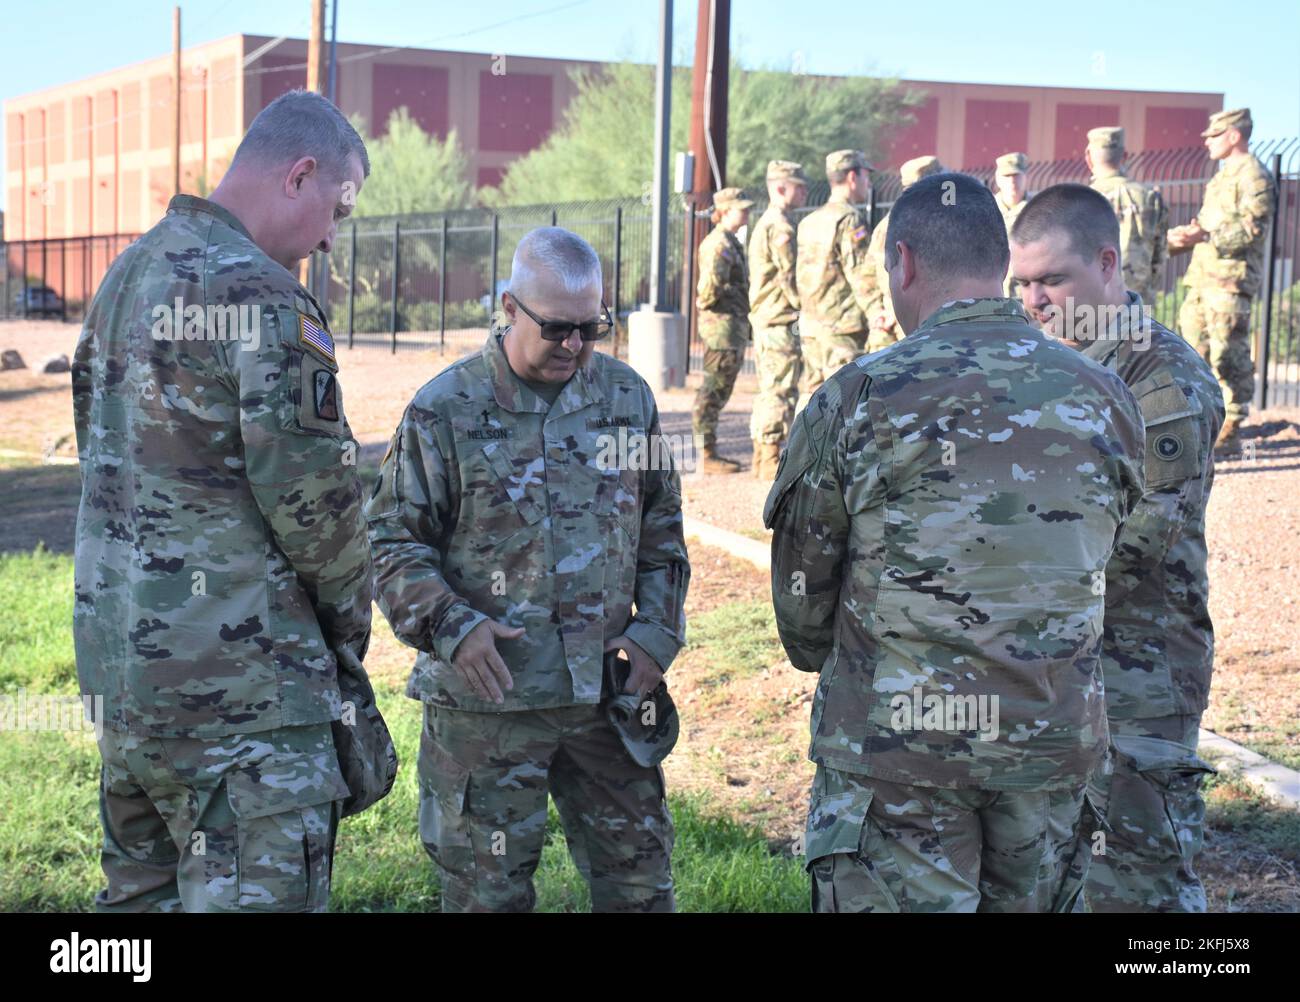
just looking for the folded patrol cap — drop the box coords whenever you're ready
[995,151,1028,175]
[1202,107,1251,137]
[603,653,680,768]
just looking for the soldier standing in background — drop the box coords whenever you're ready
[867,154,945,348]
[72,91,378,912]
[748,160,808,481]
[1086,127,1169,306]
[994,152,1030,296]
[795,150,878,401]
[368,227,689,912]
[694,187,754,475]
[1167,108,1277,454]
[1012,184,1224,913]
[766,173,1146,912]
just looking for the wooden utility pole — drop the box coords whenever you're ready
[172,6,181,196]
[307,0,325,93]
[683,0,730,342]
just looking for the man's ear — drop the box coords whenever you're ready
[500,291,517,321]
[283,156,318,199]
[1099,245,1120,285]
[897,241,918,292]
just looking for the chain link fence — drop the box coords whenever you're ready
[4,139,1298,406]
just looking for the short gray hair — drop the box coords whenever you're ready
[884,172,1008,281]
[508,227,603,301]
[231,89,369,180]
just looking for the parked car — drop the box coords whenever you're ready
[14,285,64,317]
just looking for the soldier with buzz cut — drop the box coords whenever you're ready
[694,187,754,474]
[72,90,384,913]
[795,149,878,401]
[766,172,1146,913]
[749,159,808,481]
[368,227,690,913]
[1167,107,1277,454]
[1086,126,1169,306]
[1012,184,1224,914]
[867,154,945,348]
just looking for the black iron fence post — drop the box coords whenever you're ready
[2,244,9,319]
[550,208,557,227]
[613,205,623,320]
[61,239,68,322]
[19,242,27,318]
[489,213,499,323]
[390,220,401,354]
[438,215,448,351]
[346,221,356,350]
[1256,152,1283,411]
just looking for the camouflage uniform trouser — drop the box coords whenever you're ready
[1179,287,1254,424]
[692,346,744,449]
[419,702,675,913]
[749,323,801,446]
[95,722,347,913]
[805,764,1097,912]
[1083,713,1214,913]
[799,331,868,404]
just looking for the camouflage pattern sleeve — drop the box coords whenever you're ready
[762,379,863,671]
[1209,168,1276,258]
[774,220,800,312]
[696,231,729,312]
[839,213,882,318]
[226,306,373,664]
[366,407,490,663]
[622,399,691,670]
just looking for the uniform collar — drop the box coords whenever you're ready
[167,194,255,243]
[482,328,605,417]
[1080,290,1146,367]
[1090,165,1127,181]
[916,297,1033,331]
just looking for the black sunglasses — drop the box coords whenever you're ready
[509,293,614,342]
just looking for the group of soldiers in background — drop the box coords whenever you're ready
[692,106,1276,468]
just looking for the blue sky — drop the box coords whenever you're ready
[3,0,1298,210]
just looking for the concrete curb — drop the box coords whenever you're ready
[682,515,1300,811]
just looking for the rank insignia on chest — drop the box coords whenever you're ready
[298,312,336,366]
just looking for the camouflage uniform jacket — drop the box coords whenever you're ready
[366,331,690,712]
[1090,169,1169,300]
[796,193,879,337]
[1082,292,1225,719]
[1184,153,1277,298]
[72,195,373,738]
[748,205,799,326]
[995,192,1029,233]
[696,226,751,349]
[763,298,1146,790]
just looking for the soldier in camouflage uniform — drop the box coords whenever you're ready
[1168,108,1277,453]
[694,187,754,474]
[994,153,1030,297]
[795,150,878,402]
[1011,184,1225,913]
[367,227,690,912]
[765,174,1146,913]
[1086,127,1169,305]
[749,160,808,481]
[72,91,375,912]
[867,155,945,349]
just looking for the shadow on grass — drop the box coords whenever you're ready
[0,462,79,554]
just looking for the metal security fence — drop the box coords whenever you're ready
[4,139,1298,406]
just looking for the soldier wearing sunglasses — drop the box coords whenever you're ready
[367,227,690,913]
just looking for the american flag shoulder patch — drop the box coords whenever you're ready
[297,311,337,366]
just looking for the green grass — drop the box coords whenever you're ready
[0,551,805,912]
[684,600,785,687]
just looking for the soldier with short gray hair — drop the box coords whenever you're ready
[368,226,690,912]
[73,89,384,913]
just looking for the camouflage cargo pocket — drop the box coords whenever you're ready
[225,751,349,912]
[417,710,476,880]
[804,774,904,913]
[1114,733,1214,869]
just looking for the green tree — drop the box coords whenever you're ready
[490,61,922,204]
[354,108,474,216]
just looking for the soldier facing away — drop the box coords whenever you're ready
[795,149,879,402]
[764,173,1146,913]
[1086,126,1169,305]
[72,90,379,912]
[694,187,754,474]
[367,227,690,912]
[867,154,945,348]
[1012,185,1224,913]
[1167,107,1277,454]
[748,159,808,481]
